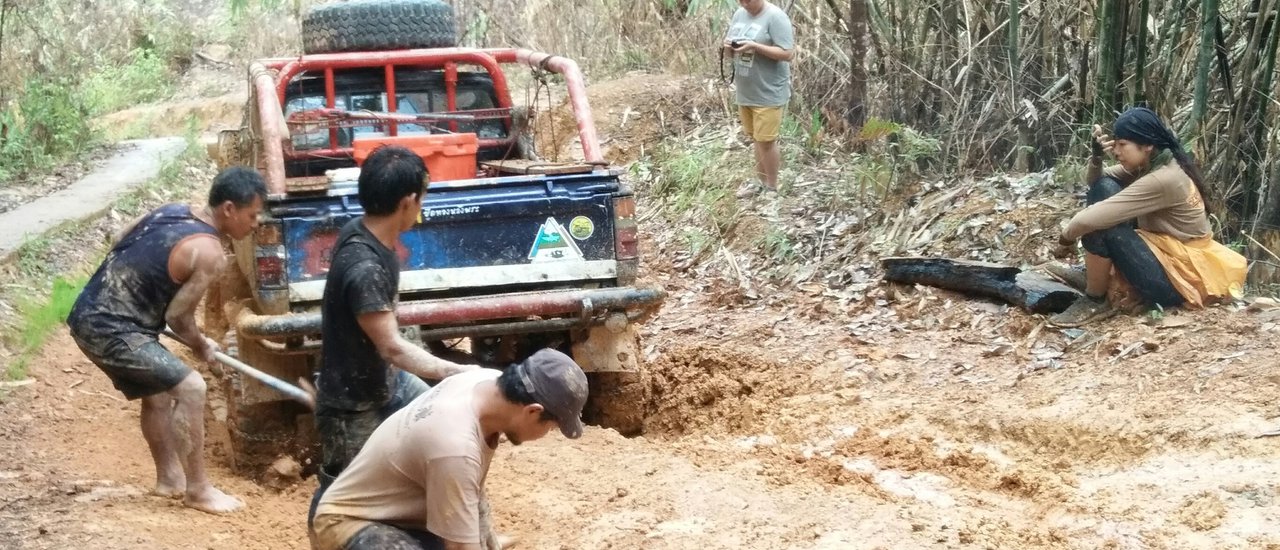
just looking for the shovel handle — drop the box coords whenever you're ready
[162,329,315,410]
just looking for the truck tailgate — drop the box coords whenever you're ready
[273,173,621,303]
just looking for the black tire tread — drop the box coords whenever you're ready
[301,0,457,55]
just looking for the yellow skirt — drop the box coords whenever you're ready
[1107,230,1247,310]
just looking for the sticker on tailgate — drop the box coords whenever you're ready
[569,216,595,240]
[528,217,584,263]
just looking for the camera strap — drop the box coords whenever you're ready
[719,46,735,85]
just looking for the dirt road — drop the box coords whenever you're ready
[3,255,1280,549]
[2,67,1279,550]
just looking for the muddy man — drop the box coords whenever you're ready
[66,166,266,514]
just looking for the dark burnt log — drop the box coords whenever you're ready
[881,257,1082,314]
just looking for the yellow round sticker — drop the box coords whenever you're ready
[569,216,595,240]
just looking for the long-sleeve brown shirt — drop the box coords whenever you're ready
[1062,157,1211,242]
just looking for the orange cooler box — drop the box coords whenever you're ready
[353,133,479,182]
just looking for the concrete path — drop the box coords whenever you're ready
[0,137,188,262]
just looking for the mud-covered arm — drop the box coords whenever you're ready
[165,238,225,362]
[348,260,477,380]
[356,311,478,381]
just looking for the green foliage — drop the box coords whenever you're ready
[462,10,491,46]
[757,224,797,262]
[610,47,654,72]
[646,137,745,244]
[892,126,942,171]
[780,109,827,157]
[0,79,97,185]
[80,49,174,116]
[6,276,87,380]
[1054,158,1086,189]
[858,117,902,142]
[681,227,713,257]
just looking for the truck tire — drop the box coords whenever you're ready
[205,248,317,478]
[221,332,316,477]
[301,0,457,54]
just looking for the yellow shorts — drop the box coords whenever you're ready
[738,106,783,142]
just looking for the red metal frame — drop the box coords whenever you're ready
[252,48,603,194]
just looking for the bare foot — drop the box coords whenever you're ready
[154,462,185,498]
[497,533,519,549]
[183,485,244,514]
[154,480,185,499]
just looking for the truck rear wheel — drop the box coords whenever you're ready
[222,331,316,477]
[301,0,457,54]
[205,251,317,478]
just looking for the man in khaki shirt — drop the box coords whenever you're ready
[312,348,589,550]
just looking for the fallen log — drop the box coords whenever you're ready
[881,257,1082,314]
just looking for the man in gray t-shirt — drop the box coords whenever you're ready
[723,0,794,199]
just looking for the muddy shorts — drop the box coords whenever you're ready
[344,522,444,550]
[313,514,444,550]
[315,370,430,472]
[70,330,191,400]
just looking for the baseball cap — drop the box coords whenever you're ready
[513,348,589,439]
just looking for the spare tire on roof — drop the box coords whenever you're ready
[301,0,458,54]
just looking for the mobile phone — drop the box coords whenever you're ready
[730,39,743,48]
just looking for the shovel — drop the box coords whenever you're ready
[162,329,315,410]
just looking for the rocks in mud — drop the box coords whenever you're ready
[263,456,303,489]
[64,479,143,503]
[1176,491,1227,531]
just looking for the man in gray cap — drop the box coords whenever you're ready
[310,348,589,550]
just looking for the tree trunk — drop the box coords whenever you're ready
[847,0,870,130]
[1096,0,1124,118]
[1255,8,1280,230]
[1134,0,1150,105]
[1157,0,1189,112]
[1189,0,1220,133]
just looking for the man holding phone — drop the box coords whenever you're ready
[723,0,795,200]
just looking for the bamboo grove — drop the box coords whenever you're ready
[811,0,1280,274]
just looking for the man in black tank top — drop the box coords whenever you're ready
[67,166,265,514]
[307,145,479,528]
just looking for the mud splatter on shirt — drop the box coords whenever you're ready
[68,203,217,347]
[317,217,401,411]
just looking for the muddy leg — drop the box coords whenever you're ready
[140,393,185,497]
[170,371,243,513]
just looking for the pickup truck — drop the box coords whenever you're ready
[206,0,664,474]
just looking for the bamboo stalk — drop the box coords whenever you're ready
[1189,0,1220,134]
[1135,0,1150,105]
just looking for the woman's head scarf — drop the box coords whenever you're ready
[1113,107,1181,152]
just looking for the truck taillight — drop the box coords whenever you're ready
[613,195,638,260]
[256,254,286,288]
[256,222,283,246]
[613,195,636,219]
